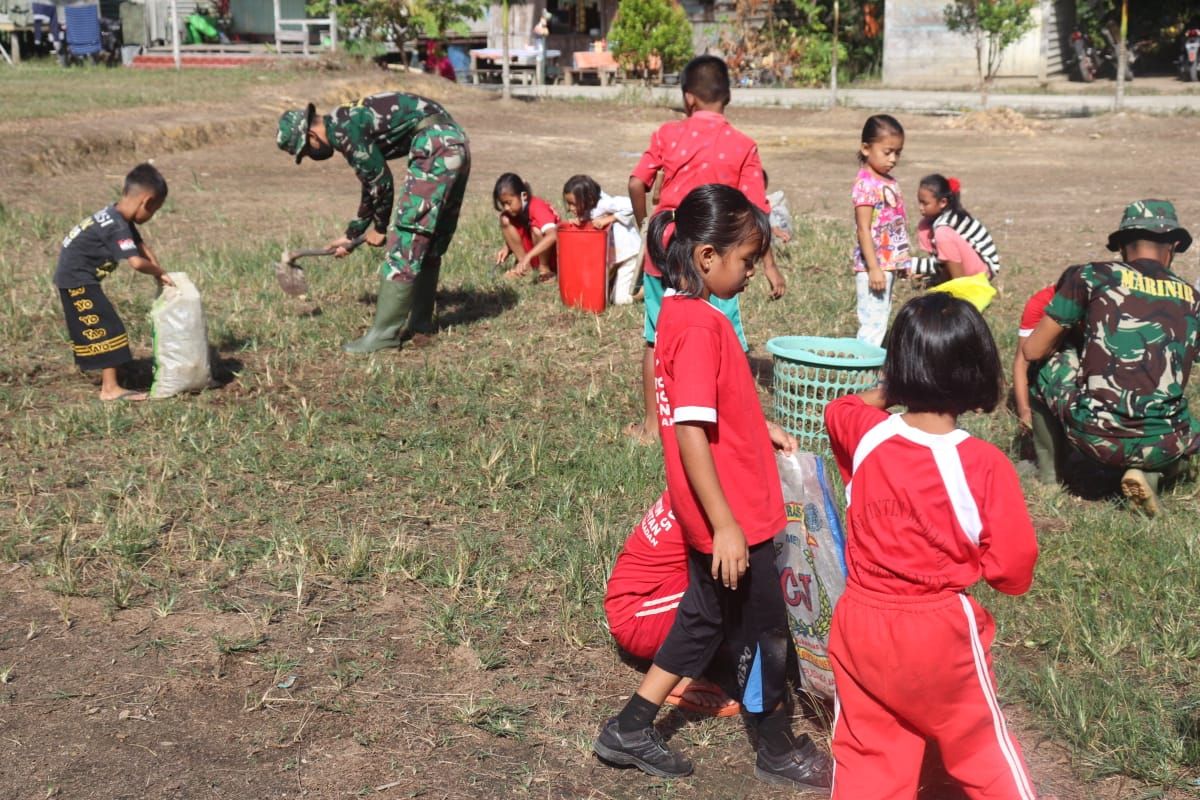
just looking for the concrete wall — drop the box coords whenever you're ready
[883,0,1046,85]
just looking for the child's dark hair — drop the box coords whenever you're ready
[646,184,770,298]
[562,174,602,222]
[681,55,731,107]
[124,163,168,201]
[492,172,530,212]
[882,293,1001,416]
[858,114,905,164]
[919,174,970,217]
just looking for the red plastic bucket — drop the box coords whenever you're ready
[556,224,609,314]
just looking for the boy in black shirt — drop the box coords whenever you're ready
[53,163,172,401]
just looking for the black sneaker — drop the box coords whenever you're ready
[593,717,694,778]
[754,734,833,791]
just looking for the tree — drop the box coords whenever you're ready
[308,0,420,56]
[609,0,694,84]
[943,0,1036,106]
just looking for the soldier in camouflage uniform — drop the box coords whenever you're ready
[276,92,470,353]
[1022,200,1197,515]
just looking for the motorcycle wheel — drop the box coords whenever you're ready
[1077,54,1096,82]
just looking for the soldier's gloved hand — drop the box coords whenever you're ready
[364,229,387,248]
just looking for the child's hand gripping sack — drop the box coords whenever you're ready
[149,272,213,398]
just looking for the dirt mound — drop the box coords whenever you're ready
[4,68,480,178]
[944,107,1042,135]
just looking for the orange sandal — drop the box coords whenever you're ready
[665,679,741,718]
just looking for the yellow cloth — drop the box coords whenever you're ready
[927,271,996,312]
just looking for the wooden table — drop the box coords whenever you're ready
[469,47,561,85]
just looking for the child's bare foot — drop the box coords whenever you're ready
[100,389,148,402]
[503,264,532,279]
[624,421,659,445]
[536,269,555,283]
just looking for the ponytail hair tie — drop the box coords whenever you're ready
[669,210,676,222]
[948,177,961,194]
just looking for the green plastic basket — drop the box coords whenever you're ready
[767,336,886,453]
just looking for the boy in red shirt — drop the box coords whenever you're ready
[624,55,785,444]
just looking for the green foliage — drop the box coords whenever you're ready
[608,0,694,79]
[944,0,1037,97]
[307,0,418,51]
[412,0,489,38]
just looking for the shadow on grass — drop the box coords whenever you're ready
[119,350,243,393]
[356,284,520,333]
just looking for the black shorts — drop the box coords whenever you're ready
[652,538,790,714]
[59,284,132,371]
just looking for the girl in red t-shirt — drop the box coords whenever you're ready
[492,172,560,282]
[824,293,1039,800]
[594,184,832,792]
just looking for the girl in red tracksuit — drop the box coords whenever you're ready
[824,293,1040,800]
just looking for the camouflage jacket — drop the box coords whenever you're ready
[324,92,457,237]
[1045,258,1200,443]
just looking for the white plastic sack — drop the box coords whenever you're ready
[774,452,847,701]
[149,272,212,398]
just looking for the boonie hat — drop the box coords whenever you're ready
[1107,199,1192,254]
[276,103,316,164]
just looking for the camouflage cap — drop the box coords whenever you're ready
[276,103,316,164]
[1107,199,1192,253]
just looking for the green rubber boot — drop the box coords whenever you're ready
[406,255,441,337]
[1030,400,1065,485]
[343,276,413,354]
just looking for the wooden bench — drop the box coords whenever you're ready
[563,50,618,85]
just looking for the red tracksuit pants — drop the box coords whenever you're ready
[829,584,1037,800]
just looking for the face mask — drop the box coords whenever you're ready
[307,139,335,161]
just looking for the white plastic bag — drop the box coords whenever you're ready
[149,272,212,398]
[774,452,847,701]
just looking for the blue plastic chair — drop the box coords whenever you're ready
[64,4,102,58]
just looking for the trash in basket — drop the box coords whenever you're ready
[767,336,885,453]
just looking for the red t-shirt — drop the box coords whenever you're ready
[654,292,786,552]
[515,196,561,255]
[824,395,1038,597]
[603,491,688,631]
[631,110,768,278]
[1018,285,1056,338]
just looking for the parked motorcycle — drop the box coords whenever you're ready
[1069,30,1097,82]
[1098,27,1135,81]
[1180,28,1200,82]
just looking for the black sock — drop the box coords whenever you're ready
[755,707,795,756]
[617,692,660,733]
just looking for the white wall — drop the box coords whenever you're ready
[883,0,1045,85]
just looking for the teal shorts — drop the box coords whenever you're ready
[643,274,748,351]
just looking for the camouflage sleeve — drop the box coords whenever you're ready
[344,108,395,238]
[1044,263,1090,327]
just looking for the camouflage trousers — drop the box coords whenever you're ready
[1034,349,1199,471]
[381,122,471,284]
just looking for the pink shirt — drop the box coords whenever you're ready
[917,218,990,277]
[851,168,910,273]
[632,110,768,278]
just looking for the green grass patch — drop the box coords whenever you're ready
[2,195,1199,790]
[0,62,308,121]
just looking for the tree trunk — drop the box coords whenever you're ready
[1114,0,1128,110]
[501,0,511,100]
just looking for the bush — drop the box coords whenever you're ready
[609,0,694,80]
